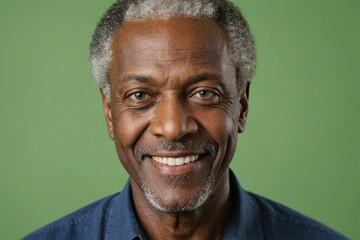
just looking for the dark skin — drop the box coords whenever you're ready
[101,18,249,239]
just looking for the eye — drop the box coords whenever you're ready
[191,89,220,105]
[128,91,150,102]
[196,90,214,99]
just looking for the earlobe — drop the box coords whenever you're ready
[100,89,114,140]
[238,82,250,133]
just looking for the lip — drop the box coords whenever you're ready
[149,151,206,158]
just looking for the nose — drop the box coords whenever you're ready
[150,94,198,141]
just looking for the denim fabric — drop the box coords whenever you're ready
[22,171,349,240]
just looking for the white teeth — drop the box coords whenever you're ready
[168,158,176,166]
[152,155,199,166]
[175,157,184,165]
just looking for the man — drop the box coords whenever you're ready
[23,0,348,239]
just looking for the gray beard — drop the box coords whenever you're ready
[141,175,215,212]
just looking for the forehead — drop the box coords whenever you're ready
[109,18,234,84]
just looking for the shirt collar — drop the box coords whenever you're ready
[105,181,145,240]
[224,170,264,240]
[106,170,264,240]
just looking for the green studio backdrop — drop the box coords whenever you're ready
[0,0,359,239]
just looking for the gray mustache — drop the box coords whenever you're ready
[135,140,218,160]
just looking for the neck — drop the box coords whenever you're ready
[131,171,234,240]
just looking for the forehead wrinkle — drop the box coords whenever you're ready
[114,19,233,66]
[125,32,166,41]
[127,56,220,64]
[119,30,229,58]
[123,48,227,69]
[123,46,221,57]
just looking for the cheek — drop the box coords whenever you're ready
[112,110,150,156]
[197,109,239,175]
[199,109,238,143]
[112,111,152,182]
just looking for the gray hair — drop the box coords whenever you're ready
[90,0,256,102]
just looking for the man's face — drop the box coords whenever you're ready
[103,18,247,211]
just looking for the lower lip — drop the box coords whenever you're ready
[147,156,205,176]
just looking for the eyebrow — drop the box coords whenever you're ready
[187,73,221,84]
[121,74,154,83]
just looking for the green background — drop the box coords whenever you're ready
[0,0,359,239]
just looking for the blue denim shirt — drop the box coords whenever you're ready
[23,171,348,240]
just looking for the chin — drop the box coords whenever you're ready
[141,175,215,212]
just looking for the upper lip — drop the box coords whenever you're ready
[147,151,206,158]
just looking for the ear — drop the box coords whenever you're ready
[100,89,114,140]
[238,82,250,133]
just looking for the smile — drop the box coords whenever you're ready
[152,155,199,166]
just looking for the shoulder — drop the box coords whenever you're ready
[22,192,121,240]
[248,192,349,240]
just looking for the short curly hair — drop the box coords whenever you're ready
[90,0,256,102]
